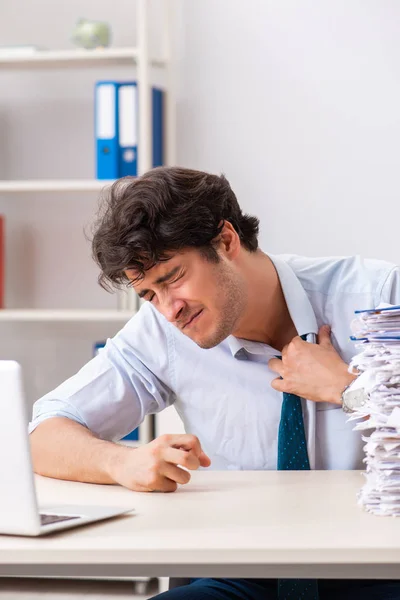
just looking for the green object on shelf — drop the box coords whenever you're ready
[71,18,111,50]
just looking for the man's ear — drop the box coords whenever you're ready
[218,221,241,259]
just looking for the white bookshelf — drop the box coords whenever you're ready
[0,179,116,192]
[0,47,165,70]
[0,0,176,321]
[0,1,176,495]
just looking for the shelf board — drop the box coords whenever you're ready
[0,47,165,69]
[0,179,117,192]
[0,309,136,322]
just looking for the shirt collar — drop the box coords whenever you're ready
[227,253,318,359]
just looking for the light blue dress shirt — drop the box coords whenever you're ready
[30,253,400,471]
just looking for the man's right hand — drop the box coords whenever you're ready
[108,434,211,492]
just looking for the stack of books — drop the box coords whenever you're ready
[349,305,400,516]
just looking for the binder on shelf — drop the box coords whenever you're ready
[95,81,119,180]
[118,83,138,178]
[0,215,4,309]
[152,87,164,169]
[93,341,107,356]
[95,81,164,179]
[118,83,164,177]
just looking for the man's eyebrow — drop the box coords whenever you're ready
[153,266,181,285]
[136,266,181,298]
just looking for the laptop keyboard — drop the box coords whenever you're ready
[40,513,80,526]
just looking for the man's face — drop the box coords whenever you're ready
[127,248,247,349]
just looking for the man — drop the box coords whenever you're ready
[30,167,400,599]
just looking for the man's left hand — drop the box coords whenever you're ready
[268,325,357,405]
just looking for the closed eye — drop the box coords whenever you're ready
[168,270,185,285]
[139,291,155,302]
[137,269,185,301]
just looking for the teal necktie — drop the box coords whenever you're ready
[277,334,319,600]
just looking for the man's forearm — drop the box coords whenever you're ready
[30,417,130,484]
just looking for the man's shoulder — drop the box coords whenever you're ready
[277,253,398,296]
[123,301,193,349]
[114,302,176,370]
[124,300,170,334]
[117,301,172,348]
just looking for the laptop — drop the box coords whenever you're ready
[0,360,133,536]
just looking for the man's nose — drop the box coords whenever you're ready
[163,298,186,324]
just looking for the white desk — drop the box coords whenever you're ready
[0,470,399,580]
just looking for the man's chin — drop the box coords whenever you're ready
[191,329,230,350]
[181,328,213,349]
[195,338,217,350]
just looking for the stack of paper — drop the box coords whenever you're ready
[349,304,400,516]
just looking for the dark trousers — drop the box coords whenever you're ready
[153,578,400,600]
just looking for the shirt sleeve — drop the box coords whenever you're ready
[379,266,400,306]
[29,303,175,441]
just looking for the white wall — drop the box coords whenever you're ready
[1,0,399,409]
[177,0,400,262]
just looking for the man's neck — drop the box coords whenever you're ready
[232,252,297,351]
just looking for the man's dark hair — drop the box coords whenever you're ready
[91,166,260,290]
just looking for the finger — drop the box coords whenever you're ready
[317,324,332,347]
[152,477,179,493]
[132,477,178,493]
[162,434,212,466]
[161,461,192,485]
[167,433,201,453]
[160,479,179,493]
[199,451,212,467]
[268,357,284,375]
[139,470,178,493]
[163,446,201,470]
[270,377,287,392]
[170,434,208,461]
